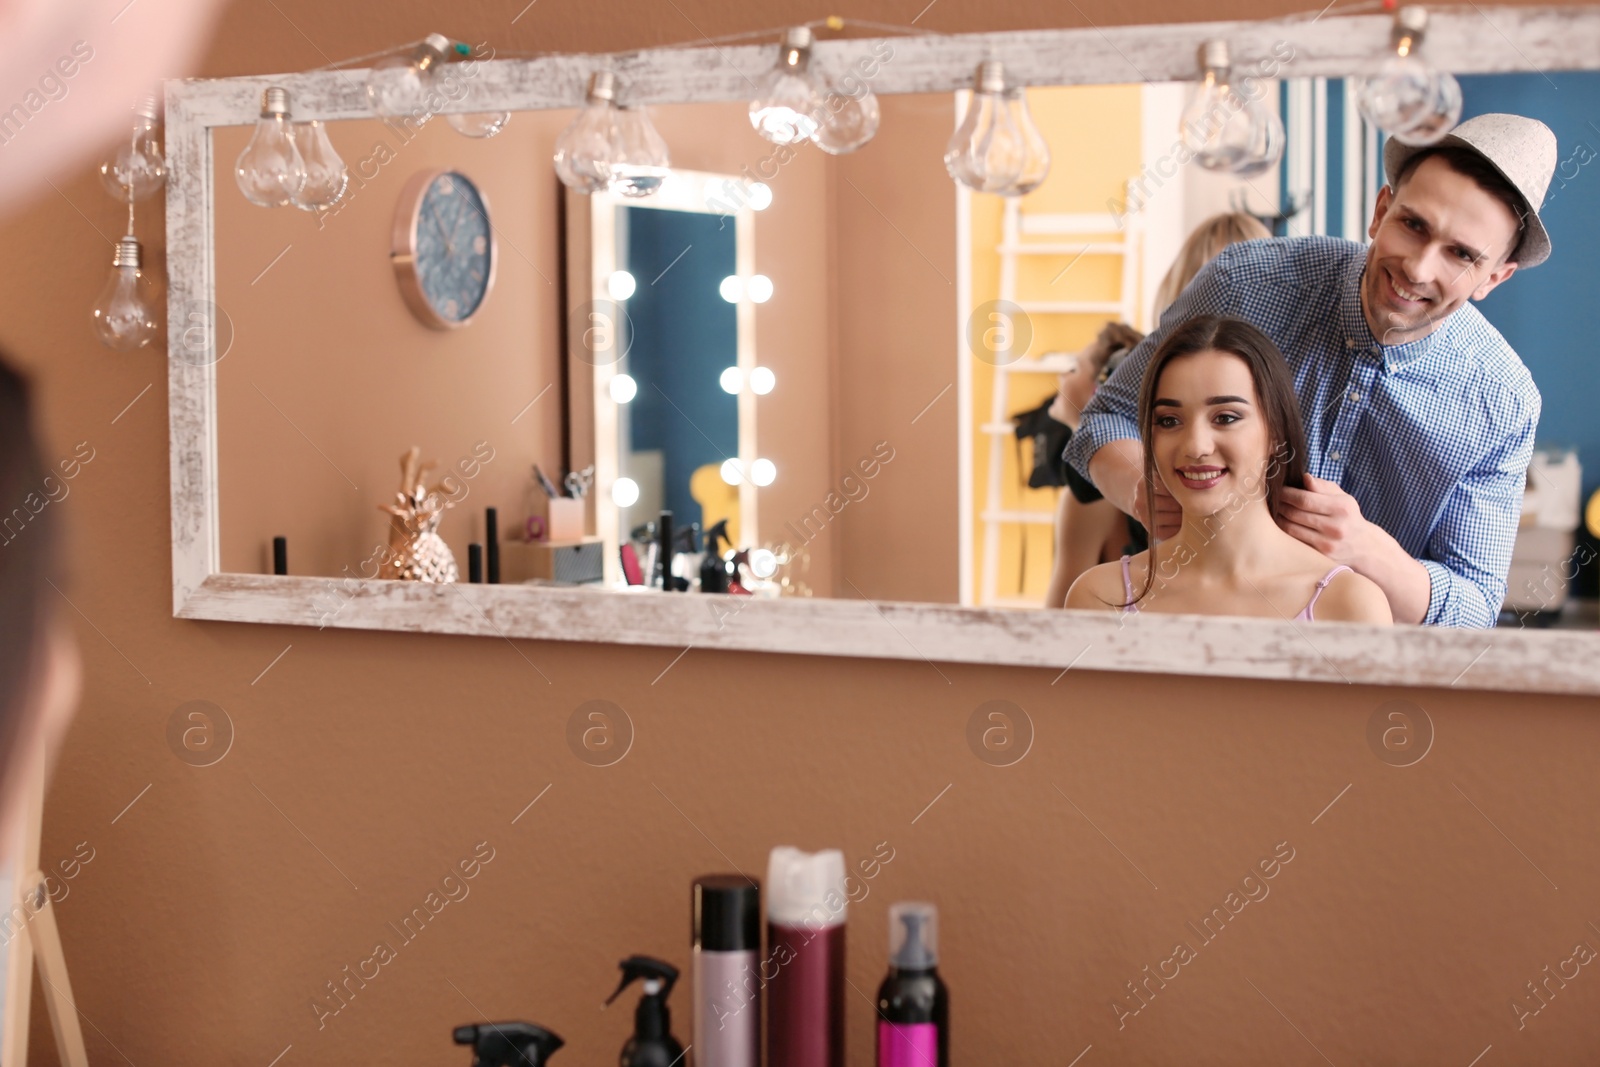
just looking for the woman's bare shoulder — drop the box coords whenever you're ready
[1314,567,1393,625]
[1065,556,1135,612]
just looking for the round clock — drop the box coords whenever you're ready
[390,169,496,329]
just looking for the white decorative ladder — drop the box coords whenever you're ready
[978,185,1142,607]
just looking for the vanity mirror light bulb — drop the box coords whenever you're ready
[749,366,776,395]
[1356,6,1461,146]
[720,459,744,485]
[751,458,776,486]
[236,87,307,208]
[609,373,638,404]
[719,276,744,303]
[98,95,166,203]
[366,33,452,125]
[291,120,349,212]
[720,367,743,394]
[750,548,778,579]
[608,270,637,301]
[750,27,824,146]
[747,181,773,210]
[612,477,641,507]
[746,274,774,304]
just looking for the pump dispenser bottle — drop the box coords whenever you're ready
[606,955,686,1067]
[766,847,847,1067]
[452,1022,565,1067]
[693,874,761,1067]
[875,903,949,1067]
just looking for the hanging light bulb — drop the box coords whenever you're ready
[554,71,619,194]
[750,27,824,146]
[1356,6,1462,147]
[91,236,160,352]
[98,95,166,203]
[290,120,348,212]
[945,61,1049,196]
[366,33,453,126]
[1179,41,1285,177]
[812,72,879,155]
[236,87,307,208]
[447,109,511,138]
[609,105,670,199]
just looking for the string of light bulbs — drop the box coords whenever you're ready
[90,2,1472,351]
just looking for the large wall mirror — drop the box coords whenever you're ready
[173,9,1600,693]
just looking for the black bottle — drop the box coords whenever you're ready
[875,903,949,1067]
[607,955,686,1067]
[452,1021,564,1067]
[700,519,731,593]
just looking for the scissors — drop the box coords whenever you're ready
[564,465,595,499]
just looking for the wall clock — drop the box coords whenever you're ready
[390,168,496,330]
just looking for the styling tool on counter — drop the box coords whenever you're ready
[452,1021,565,1067]
[272,536,287,576]
[767,847,847,1067]
[621,542,644,585]
[564,464,595,499]
[485,507,500,583]
[630,521,659,588]
[657,511,676,591]
[700,520,731,593]
[605,955,686,1067]
[532,463,561,499]
[875,902,949,1067]
[693,875,761,1067]
[468,543,483,583]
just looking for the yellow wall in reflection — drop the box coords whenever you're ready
[967,83,1145,605]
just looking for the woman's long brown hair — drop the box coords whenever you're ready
[1121,314,1309,610]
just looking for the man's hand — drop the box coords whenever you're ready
[1279,474,1378,563]
[1088,439,1181,539]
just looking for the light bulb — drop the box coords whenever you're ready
[612,477,640,507]
[1180,41,1285,177]
[1356,7,1462,147]
[608,270,637,300]
[291,121,348,212]
[747,182,773,210]
[554,72,619,194]
[235,88,306,208]
[366,33,452,126]
[750,27,823,146]
[812,75,880,155]
[609,373,638,404]
[719,276,743,303]
[751,458,777,486]
[609,105,670,198]
[720,459,744,485]
[720,367,743,394]
[98,95,166,202]
[448,110,512,138]
[945,61,1049,196]
[746,275,774,303]
[749,366,775,394]
[750,548,777,578]
[91,236,160,352]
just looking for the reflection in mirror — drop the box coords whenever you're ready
[206,71,1600,631]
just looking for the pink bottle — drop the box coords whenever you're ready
[765,847,848,1067]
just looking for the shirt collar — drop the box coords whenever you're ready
[1340,248,1450,369]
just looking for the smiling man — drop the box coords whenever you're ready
[1064,113,1557,627]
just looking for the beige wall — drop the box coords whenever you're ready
[3,0,1597,1064]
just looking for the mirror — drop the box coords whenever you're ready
[173,12,1600,692]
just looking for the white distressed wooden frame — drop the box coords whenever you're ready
[167,7,1600,694]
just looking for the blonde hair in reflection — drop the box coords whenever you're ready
[1151,212,1272,319]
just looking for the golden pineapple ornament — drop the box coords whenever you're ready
[377,446,459,582]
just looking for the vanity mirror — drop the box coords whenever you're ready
[170,7,1600,693]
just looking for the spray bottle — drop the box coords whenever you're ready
[606,955,686,1067]
[700,519,732,593]
[452,1022,565,1067]
[875,903,948,1067]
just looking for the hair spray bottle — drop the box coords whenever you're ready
[692,875,761,1067]
[875,902,948,1067]
[766,847,847,1067]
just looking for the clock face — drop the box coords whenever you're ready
[395,170,495,328]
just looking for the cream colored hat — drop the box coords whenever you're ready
[1383,113,1557,267]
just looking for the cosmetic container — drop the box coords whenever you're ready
[766,847,847,1067]
[693,875,761,1067]
[875,902,948,1067]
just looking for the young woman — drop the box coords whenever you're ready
[1066,315,1392,624]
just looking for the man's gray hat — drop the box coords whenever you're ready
[1383,112,1557,268]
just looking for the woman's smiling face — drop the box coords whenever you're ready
[1150,348,1273,518]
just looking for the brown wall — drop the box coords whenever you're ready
[4,0,1599,1064]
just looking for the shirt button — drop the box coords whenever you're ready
[1330,451,1342,461]
[1345,339,1354,347]
[1349,391,1361,401]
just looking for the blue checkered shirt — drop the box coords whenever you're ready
[1064,235,1540,628]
